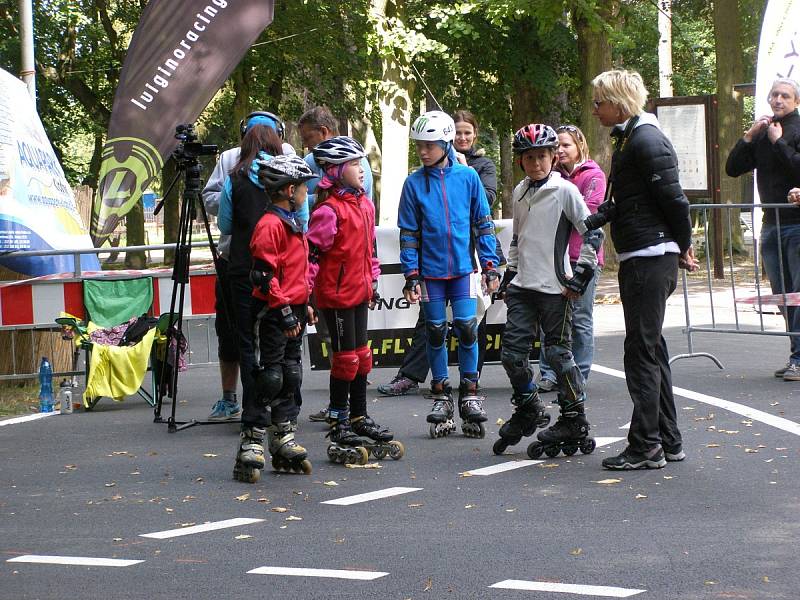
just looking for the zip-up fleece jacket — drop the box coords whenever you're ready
[218,152,274,277]
[307,189,381,310]
[725,109,800,226]
[507,172,597,295]
[558,159,606,266]
[249,206,310,308]
[398,149,499,279]
[608,112,692,254]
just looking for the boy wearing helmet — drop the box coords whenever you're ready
[232,154,316,483]
[399,110,500,440]
[493,124,602,458]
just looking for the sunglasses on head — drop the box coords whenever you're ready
[556,125,582,138]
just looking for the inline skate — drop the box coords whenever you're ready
[427,381,456,439]
[233,426,266,483]
[267,421,312,474]
[493,390,551,455]
[326,412,369,465]
[351,415,405,460]
[458,379,487,438]
[527,412,595,459]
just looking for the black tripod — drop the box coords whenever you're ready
[152,123,225,432]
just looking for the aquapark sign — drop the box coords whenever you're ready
[0,68,99,276]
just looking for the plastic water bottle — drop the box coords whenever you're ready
[59,379,73,414]
[38,357,54,413]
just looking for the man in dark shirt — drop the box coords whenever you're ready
[726,78,800,381]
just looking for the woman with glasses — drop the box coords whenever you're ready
[589,69,697,470]
[537,125,606,391]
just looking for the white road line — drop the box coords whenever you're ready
[0,413,56,427]
[7,555,143,567]
[139,517,264,539]
[465,437,625,477]
[321,486,422,506]
[592,364,800,437]
[248,566,388,580]
[489,580,645,597]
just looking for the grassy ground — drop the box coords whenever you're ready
[0,382,41,417]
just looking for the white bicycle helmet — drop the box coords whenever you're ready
[257,154,316,190]
[312,136,366,165]
[410,111,455,143]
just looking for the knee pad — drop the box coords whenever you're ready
[501,351,533,390]
[426,320,448,348]
[281,362,303,394]
[330,350,359,382]
[254,364,283,402]
[354,345,372,376]
[453,317,478,347]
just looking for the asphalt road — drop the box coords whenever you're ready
[2,317,799,600]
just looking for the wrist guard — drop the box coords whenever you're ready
[483,269,500,285]
[564,264,595,295]
[493,269,516,301]
[403,275,422,294]
[249,267,273,295]
[278,305,299,331]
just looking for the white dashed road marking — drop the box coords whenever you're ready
[593,364,800,437]
[489,579,645,597]
[7,555,144,567]
[139,517,264,539]
[321,486,422,506]
[248,566,388,580]
[0,413,56,427]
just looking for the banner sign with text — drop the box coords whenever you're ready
[0,68,100,276]
[92,0,275,245]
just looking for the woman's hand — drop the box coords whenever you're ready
[788,187,800,206]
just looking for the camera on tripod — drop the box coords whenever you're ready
[173,123,218,162]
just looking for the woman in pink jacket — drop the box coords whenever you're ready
[538,124,607,388]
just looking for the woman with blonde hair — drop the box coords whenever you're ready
[589,69,697,470]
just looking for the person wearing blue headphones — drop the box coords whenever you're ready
[202,111,295,421]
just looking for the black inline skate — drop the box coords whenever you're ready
[458,379,487,439]
[268,421,312,474]
[427,380,456,439]
[527,411,595,459]
[233,426,266,483]
[351,415,405,460]
[493,390,551,455]
[326,413,369,465]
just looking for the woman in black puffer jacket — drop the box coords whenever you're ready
[589,69,697,471]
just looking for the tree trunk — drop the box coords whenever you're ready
[574,2,617,268]
[713,0,745,255]
[500,130,514,219]
[230,62,252,141]
[81,132,104,190]
[162,158,181,266]
[124,204,146,269]
[371,0,415,226]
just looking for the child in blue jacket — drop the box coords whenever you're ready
[398,110,499,439]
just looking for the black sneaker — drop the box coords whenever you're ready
[664,445,686,462]
[602,445,667,470]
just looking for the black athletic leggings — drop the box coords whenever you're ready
[321,303,369,416]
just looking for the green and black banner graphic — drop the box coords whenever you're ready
[92,0,275,245]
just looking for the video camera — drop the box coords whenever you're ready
[173,123,218,162]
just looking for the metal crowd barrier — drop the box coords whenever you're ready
[670,203,800,368]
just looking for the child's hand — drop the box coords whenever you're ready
[284,323,302,338]
[562,287,580,301]
[482,270,500,294]
[403,276,422,304]
[306,304,318,325]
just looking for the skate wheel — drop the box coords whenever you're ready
[300,459,313,475]
[373,446,388,460]
[544,445,560,458]
[429,423,439,439]
[580,438,596,455]
[563,444,579,457]
[327,445,338,462]
[492,438,509,455]
[355,446,369,465]
[388,440,405,460]
[539,413,552,427]
[526,441,544,460]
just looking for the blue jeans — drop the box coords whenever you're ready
[760,224,800,364]
[539,267,600,383]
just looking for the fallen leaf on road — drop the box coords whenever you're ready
[202,453,218,458]
[706,444,721,448]
[65,465,77,470]
[496,418,505,426]
[464,504,476,509]
[745,448,759,453]
[635,494,647,499]
[570,548,583,555]
[104,482,116,488]
[408,503,424,508]
[235,493,250,502]
[271,507,288,513]
[112,537,123,541]
[235,534,252,540]
[323,481,339,487]
[539,463,559,468]
[285,516,302,521]
[345,463,382,469]
[593,478,622,484]
[458,472,473,477]
[424,577,433,591]
[505,508,517,512]
[257,497,270,503]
